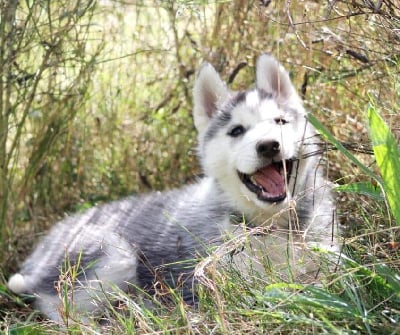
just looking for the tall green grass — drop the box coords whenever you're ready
[308,104,400,333]
[309,104,400,227]
[367,104,400,226]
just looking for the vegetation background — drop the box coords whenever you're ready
[0,0,399,333]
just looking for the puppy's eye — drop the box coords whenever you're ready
[228,125,246,137]
[274,117,288,125]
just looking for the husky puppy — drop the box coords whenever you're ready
[8,54,338,322]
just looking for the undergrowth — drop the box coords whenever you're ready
[1,0,399,334]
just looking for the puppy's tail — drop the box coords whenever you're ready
[8,273,29,294]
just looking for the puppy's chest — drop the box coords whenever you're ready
[224,220,312,276]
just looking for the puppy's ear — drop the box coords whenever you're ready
[256,54,297,101]
[193,63,229,133]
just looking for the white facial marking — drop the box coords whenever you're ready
[245,91,260,108]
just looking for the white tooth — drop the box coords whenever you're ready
[250,175,257,184]
[249,175,264,191]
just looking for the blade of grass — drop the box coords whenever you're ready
[367,104,400,226]
[307,114,381,183]
[335,182,383,200]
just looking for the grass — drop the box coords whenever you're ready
[367,103,400,226]
[1,0,400,334]
[4,253,397,334]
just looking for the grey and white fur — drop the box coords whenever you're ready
[8,54,339,323]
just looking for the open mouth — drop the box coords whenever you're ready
[238,160,293,202]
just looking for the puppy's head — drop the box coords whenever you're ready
[193,54,317,218]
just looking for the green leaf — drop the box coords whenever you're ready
[374,264,400,300]
[367,104,400,226]
[335,182,383,200]
[9,324,44,335]
[259,283,362,319]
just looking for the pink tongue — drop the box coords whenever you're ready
[253,165,285,196]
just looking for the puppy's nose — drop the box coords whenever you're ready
[256,140,280,158]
